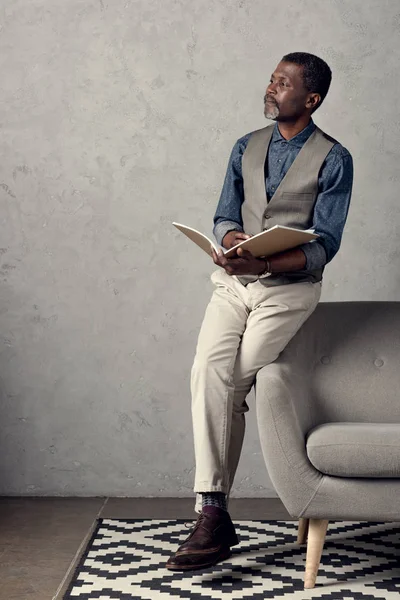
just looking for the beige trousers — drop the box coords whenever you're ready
[191,268,322,514]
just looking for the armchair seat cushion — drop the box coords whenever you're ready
[306,422,400,478]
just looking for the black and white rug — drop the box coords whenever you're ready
[64,518,400,599]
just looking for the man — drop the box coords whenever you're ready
[166,52,353,571]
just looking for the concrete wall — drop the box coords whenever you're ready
[0,0,399,496]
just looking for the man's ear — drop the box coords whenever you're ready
[306,93,321,111]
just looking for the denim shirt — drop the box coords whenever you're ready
[213,119,354,270]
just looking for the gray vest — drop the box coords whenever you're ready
[238,124,336,286]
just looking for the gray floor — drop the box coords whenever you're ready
[0,497,292,600]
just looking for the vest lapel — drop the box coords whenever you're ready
[241,125,274,222]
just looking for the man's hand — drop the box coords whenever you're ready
[212,246,267,277]
[221,230,251,249]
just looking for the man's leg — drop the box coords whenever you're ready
[224,279,322,506]
[166,269,249,570]
[191,269,250,500]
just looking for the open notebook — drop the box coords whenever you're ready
[173,222,318,259]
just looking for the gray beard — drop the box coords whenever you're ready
[264,103,279,120]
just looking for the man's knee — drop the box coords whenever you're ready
[191,355,232,384]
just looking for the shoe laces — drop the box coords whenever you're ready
[184,512,206,532]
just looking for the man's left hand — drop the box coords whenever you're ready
[211,247,266,276]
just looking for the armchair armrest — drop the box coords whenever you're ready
[255,360,325,517]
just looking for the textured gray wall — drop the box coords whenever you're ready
[0,0,399,496]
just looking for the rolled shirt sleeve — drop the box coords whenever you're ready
[298,240,328,271]
[213,219,244,246]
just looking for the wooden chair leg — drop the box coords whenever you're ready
[304,518,329,589]
[297,518,309,544]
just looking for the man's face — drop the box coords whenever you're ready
[264,61,313,122]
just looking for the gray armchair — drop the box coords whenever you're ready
[255,302,400,589]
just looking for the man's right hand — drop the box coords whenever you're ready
[222,230,251,250]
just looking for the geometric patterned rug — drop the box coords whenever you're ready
[63,518,400,599]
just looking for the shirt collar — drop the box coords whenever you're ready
[271,119,316,147]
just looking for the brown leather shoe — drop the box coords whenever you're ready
[165,505,239,571]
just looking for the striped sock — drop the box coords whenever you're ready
[201,492,227,511]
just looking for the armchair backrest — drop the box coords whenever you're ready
[278,302,400,424]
